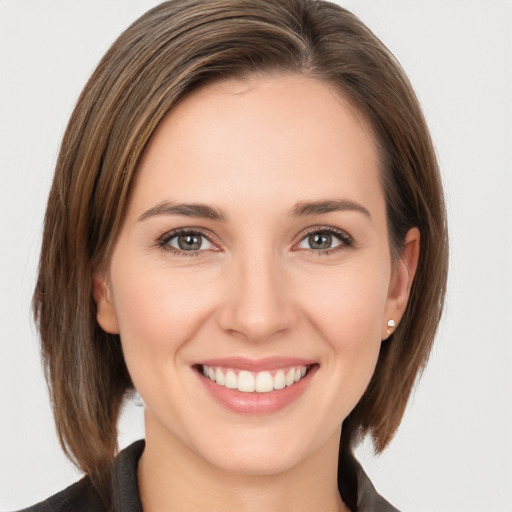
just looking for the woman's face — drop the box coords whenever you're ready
[96,74,417,475]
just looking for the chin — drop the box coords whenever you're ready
[187,420,330,477]
[202,441,304,476]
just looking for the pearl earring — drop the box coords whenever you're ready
[386,319,396,336]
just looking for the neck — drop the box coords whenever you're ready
[138,414,349,512]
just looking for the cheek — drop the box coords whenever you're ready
[294,262,389,404]
[109,260,217,367]
[297,262,390,343]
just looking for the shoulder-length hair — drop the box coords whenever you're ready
[34,0,448,504]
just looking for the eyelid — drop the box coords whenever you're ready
[292,225,354,252]
[156,227,221,255]
[154,225,354,256]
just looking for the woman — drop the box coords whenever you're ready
[20,0,447,510]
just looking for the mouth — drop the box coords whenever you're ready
[193,359,318,414]
[197,364,311,393]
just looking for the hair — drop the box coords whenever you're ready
[33,0,448,507]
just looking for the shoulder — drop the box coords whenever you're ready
[14,477,104,512]
[352,458,401,512]
[14,440,145,512]
[339,449,402,512]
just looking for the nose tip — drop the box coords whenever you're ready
[217,261,295,342]
[224,316,287,343]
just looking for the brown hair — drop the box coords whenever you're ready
[33,0,448,505]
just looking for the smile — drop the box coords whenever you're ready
[195,358,318,414]
[201,365,309,393]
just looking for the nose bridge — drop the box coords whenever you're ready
[218,242,294,341]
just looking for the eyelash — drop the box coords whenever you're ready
[155,229,217,257]
[296,226,354,254]
[155,226,354,257]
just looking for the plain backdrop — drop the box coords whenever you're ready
[1,1,511,511]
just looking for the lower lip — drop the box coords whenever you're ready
[197,366,317,415]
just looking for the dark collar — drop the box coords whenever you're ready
[110,440,145,512]
[351,457,399,511]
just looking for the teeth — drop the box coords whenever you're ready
[225,369,237,389]
[285,368,295,387]
[255,371,274,393]
[274,370,285,390]
[201,364,309,393]
[238,371,255,392]
[215,367,225,386]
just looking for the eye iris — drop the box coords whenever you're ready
[309,233,331,249]
[178,234,202,250]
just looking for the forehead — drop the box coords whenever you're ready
[130,73,383,218]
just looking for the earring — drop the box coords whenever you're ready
[386,319,396,336]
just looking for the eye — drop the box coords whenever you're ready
[158,230,215,254]
[295,228,352,252]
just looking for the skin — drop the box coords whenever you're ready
[94,74,419,512]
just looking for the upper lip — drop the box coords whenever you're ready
[194,357,316,372]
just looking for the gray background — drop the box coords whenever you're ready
[1,1,511,510]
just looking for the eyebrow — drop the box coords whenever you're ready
[290,199,371,218]
[138,198,371,223]
[138,201,226,222]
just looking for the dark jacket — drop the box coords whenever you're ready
[18,440,399,512]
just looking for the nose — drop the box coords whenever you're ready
[217,249,297,342]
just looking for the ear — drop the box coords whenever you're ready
[383,228,420,339]
[93,271,120,334]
